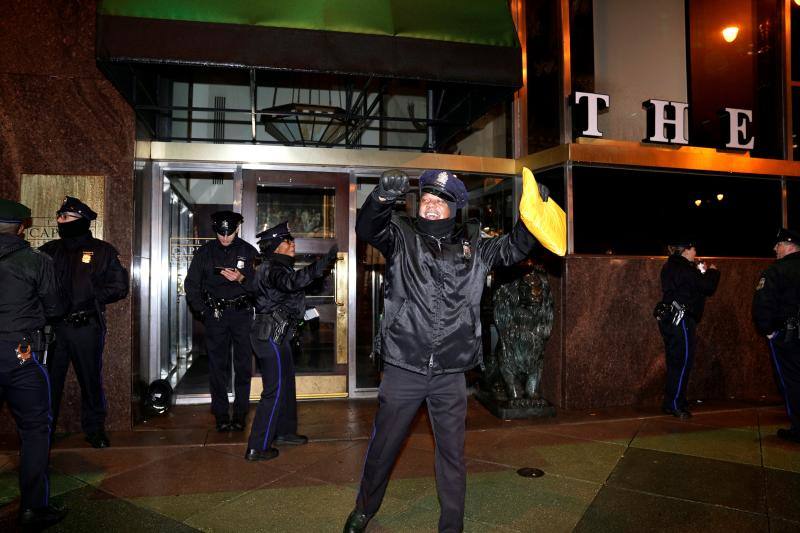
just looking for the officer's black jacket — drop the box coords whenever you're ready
[253,253,329,319]
[0,234,65,341]
[660,254,720,322]
[356,192,538,375]
[752,251,800,336]
[184,237,258,317]
[40,232,129,314]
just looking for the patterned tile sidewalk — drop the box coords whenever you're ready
[0,399,798,532]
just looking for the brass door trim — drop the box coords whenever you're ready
[250,374,347,400]
[335,252,348,365]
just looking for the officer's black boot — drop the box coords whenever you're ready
[19,504,67,529]
[85,430,110,448]
[777,428,800,443]
[275,433,308,445]
[216,416,231,432]
[230,414,247,432]
[343,509,372,533]
[244,447,279,462]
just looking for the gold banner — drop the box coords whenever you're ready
[19,174,105,248]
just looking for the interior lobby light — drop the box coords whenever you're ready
[722,26,739,43]
[694,199,703,207]
[795,0,800,7]
[716,193,724,201]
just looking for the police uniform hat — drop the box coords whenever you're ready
[775,228,800,245]
[57,196,97,221]
[0,198,31,224]
[211,210,243,236]
[419,170,468,209]
[666,238,696,249]
[255,221,293,255]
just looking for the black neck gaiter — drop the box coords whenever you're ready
[57,218,90,239]
[416,217,455,238]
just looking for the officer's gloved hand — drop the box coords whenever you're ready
[375,169,410,203]
[538,183,550,202]
[325,244,339,265]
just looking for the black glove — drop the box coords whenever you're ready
[538,183,550,202]
[325,244,339,265]
[375,169,410,202]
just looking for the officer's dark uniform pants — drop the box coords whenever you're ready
[659,317,697,411]
[356,364,467,533]
[49,318,106,434]
[247,333,298,450]
[0,341,52,510]
[204,309,253,420]
[768,336,800,431]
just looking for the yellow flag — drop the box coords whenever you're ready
[519,167,567,256]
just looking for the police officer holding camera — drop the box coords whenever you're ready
[753,228,800,444]
[184,211,258,432]
[41,196,129,448]
[244,222,337,462]
[656,240,720,419]
[0,199,67,528]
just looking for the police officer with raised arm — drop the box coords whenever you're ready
[0,199,67,528]
[344,169,553,533]
[40,196,129,448]
[244,222,337,462]
[184,211,258,433]
[753,228,800,444]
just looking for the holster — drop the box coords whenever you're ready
[653,300,686,326]
[254,310,290,344]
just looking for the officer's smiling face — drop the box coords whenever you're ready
[419,193,450,221]
[275,239,295,257]
[775,241,798,259]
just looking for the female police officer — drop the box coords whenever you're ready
[657,240,720,419]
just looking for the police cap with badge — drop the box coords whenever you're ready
[419,170,468,211]
[0,198,32,225]
[211,211,243,236]
[256,221,293,256]
[775,228,800,246]
[57,196,97,220]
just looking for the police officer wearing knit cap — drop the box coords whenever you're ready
[0,199,67,527]
[656,238,720,419]
[345,169,544,533]
[40,196,129,448]
[184,211,258,432]
[753,228,800,444]
[244,222,337,461]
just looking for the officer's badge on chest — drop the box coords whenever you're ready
[236,257,246,270]
[81,251,94,264]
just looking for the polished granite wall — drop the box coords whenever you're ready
[557,255,781,409]
[0,1,135,431]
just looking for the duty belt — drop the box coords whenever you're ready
[204,293,253,319]
[61,309,98,327]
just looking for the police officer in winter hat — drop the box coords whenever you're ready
[344,169,548,532]
[40,196,129,449]
[753,228,800,443]
[244,222,336,461]
[184,210,258,432]
[0,199,67,527]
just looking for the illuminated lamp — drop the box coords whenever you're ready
[694,199,702,207]
[722,26,739,43]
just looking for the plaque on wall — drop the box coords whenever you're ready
[20,174,105,247]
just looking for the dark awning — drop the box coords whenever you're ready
[96,0,522,88]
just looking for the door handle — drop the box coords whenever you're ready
[334,252,346,306]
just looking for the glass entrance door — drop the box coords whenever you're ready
[246,170,350,398]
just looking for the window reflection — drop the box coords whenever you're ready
[256,185,335,238]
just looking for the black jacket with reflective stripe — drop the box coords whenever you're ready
[0,234,65,341]
[356,192,538,375]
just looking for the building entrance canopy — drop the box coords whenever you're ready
[97,0,522,88]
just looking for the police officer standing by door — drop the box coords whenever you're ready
[244,222,337,461]
[656,240,720,419]
[344,169,549,533]
[753,228,800,444]
[0,199,67,528]
[41,197,129,448]
[184,211,258,432]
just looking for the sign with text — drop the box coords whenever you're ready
[20,174,105,248]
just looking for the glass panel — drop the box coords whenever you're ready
[787,179,800,230]
[793,3,800,82]
[525,0,562,153]
[794,87,800,161]
[572,165,781,257]
[291,253,337,373]
[256,185,335,238]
